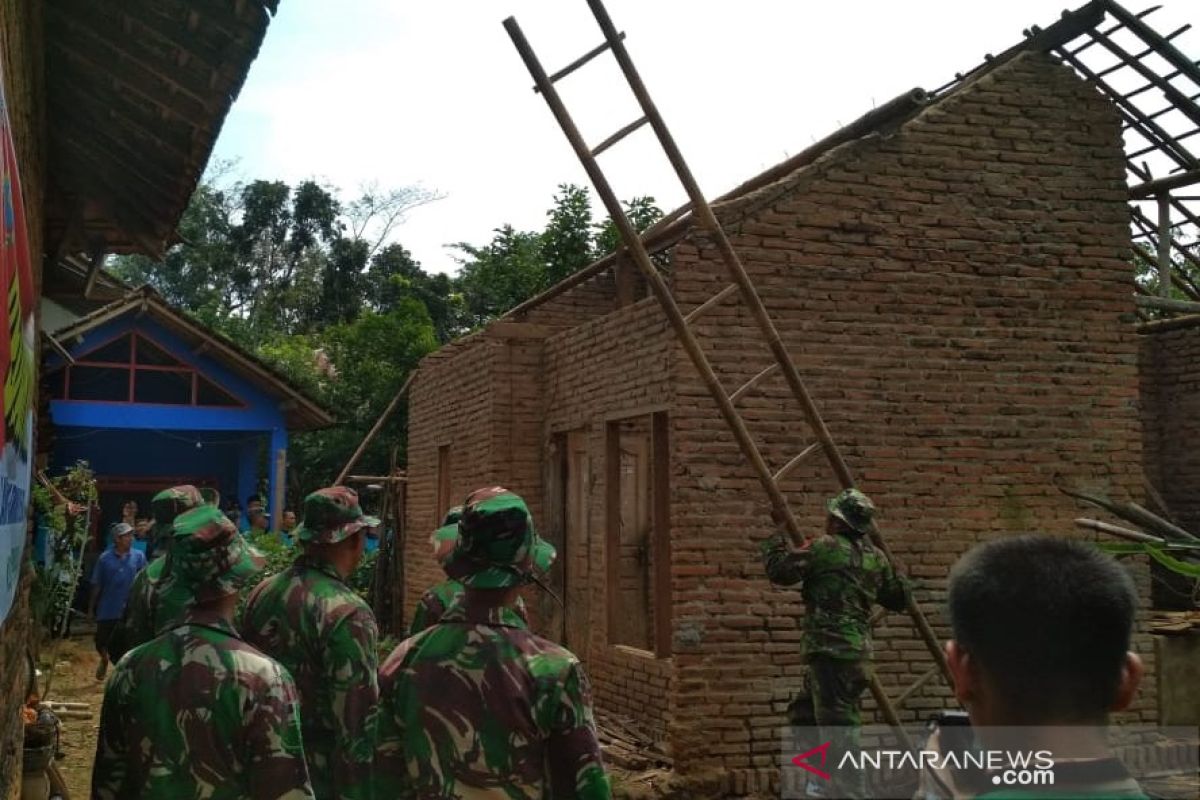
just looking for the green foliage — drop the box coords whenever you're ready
[108,174,660,498]
[452,184,663,325]
[349,548,378,604]
[31,462,100,645]
[1095,540,1200,578]
[1132,230,1200,313]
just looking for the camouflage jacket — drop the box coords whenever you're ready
[111,555,194,661]
[408,578,463,638]
[377,594,612,799]
[92,615,314,800]
[408,579,533,638]
[761,532,909,660]
[241,553,379,800]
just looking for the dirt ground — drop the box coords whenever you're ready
[36,634,105,799]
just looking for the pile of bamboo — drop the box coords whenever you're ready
[1065,485,1200,611]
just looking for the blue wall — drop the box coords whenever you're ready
[48,314,289,516]
[51,428,257,504]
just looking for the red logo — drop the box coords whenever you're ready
[791,741,832,780]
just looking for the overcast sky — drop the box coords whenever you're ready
[211,1,1198,275]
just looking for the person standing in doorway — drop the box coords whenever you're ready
[90,523,147,680]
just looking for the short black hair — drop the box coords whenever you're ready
[947,535,1137,723]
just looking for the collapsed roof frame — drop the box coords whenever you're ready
[497,0,1200,323]
[935,0,1200,312]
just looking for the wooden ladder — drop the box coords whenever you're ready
[503,0,953,739]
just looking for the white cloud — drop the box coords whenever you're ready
[212,0,1199,274]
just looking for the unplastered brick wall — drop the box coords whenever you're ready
[542,296,674,741]
[404,331,550,628]
[663,51,1144,788]
[1140,323,1200,533]
[405,339,505,617]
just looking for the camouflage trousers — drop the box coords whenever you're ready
[788,656,870,799]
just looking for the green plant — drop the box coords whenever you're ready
[349,548,378,604]
[30,462,99,656]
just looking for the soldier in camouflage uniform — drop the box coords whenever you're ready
[377,486,611,799]
[408,506,465,636]
[241,486,381,800]
[92,503,313,799]
[109,485,211,662]
[761,488,909,799]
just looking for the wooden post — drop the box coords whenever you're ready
[271,448,286,533]
[392,469,407,635]
[1158,193,1172,297]
[651,411,672,657]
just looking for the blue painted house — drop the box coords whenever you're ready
[41,285,334,529]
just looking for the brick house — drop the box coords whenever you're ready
[405,25,1174,799]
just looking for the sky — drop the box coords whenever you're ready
[211,0,1199,275]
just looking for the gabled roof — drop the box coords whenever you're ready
[49,286,335,431]
[44,0,280,258]
[499,0,1199,321]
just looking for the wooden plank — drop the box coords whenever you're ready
[483,321,568,340]
[1129,168,1200,199]
[1157,194,1172,297]
[1134,294,1200,314]
[604,421,621,647]
[651,411,672,658]
[271,448,286,533]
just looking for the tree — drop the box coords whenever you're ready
[279,300,438,489]
[106,175,660,493]
[452,184,663,324]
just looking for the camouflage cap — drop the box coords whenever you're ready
[430,524,460,567]
[827,488,876,534]
[150,485,211,548]
[444,486,557,589]
[428,506,466,566]
[294,486,381,545]
[171,504,266,602]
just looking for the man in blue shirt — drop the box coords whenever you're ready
[90,523,147,680]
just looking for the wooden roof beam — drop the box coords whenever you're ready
[47,37,214,131]
[1129,168,1200,199]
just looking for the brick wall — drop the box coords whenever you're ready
[664,51,1145,789]
[403,330,552,626]
[406,49,1149,794]
[542,297,675,740]
[0,1,42,795]
[1140,323,1200,533]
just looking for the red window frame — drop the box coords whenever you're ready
[51,332,247,409]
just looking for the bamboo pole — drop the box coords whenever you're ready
[1075,518,1166,544]
[580,0,952,690]
[335,372,416,485]
[503,7,941,744]
[1157,194,1173,297]
[1134,295,1200,314]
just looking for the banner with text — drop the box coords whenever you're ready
[0,60,37,625]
